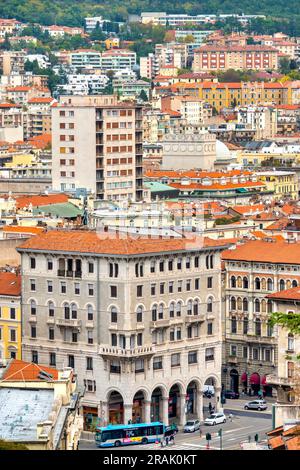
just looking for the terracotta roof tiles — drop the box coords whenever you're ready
[0,272,21,296]
[222,239,300,264]
[2,359,59,381]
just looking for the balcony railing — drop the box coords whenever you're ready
[265,374,295,387]
[57,270,82,279]
[99,345,155,357]
[150,319,170,329]
[185,313,206,323]
[56,318,82,328]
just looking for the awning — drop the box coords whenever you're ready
[241,372,248,383]
[250,373,260,385]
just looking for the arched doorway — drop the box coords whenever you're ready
[241,372,248,394]
[249,373,260,395]
[230,369,239,393]
[168,384,181,422]
[108,390,124,424]
[186,380,201,420]
[262,375,273,397]
[151,387,163,422]
[132,390,145,423]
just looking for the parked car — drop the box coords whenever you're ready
[224,390,240,399]
[244,400,267,411]
[183,419,201,433]
[205,413,226,426]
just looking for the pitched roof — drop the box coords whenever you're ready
[222,239,300,264]
[1,359,58,381]
[267,286,300,301]
[16,193,68,209]
[3,225,45,235]
[17,231,231,256]
[0,272,21,296]
[268,435,285,449]
[285,436,300,450]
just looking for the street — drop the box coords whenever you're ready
[79,397,273,451]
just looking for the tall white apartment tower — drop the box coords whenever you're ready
[52,95,143,201]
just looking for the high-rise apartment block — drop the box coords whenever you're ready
[52,95,143,201]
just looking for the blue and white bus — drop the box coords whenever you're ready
[95,422,165,447]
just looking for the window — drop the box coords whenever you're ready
[159,260,164,272]
[30,257,36,269]
[30,279,36,291]
[255,318,261,336]
[170,329,175,341]
[84,379,96,392]
[243,277,249,289]
[230,345,237,357]
[168,281,174,294]
[88,262,94,274]
[150,283,156,296]
[243,318,248,334]
[152,305,157,321]
[111,333,117,346]
[136,306,143,322]
[71,303,77,319]
[137,333,143,346]
[194,256,199,268]
[177,258,182,270]
[47,280,53,293]
[188,351,197,364]
[253,348,259,360]
[32,350,38,364]
[205,348,214,361]
[60,281,66,294]
[88,284,94,296]
[176,302,182,317]
[168,260,173,271]
[288,361,294,378]
[195,278,200,290]
[87,330,93,344]
[49,328,54,340]
[158,304,164,320]
[207,297,213,313]
[187,300,192,315]
[186,257,191,269]
[153,356,163,370]
[160,283,164,295]
[186,279,191,291]
[31,326,36,338]
[48,301,54,317]
[178,280,182,292]
[267,320,273,337]
[150,260,156,273]
[265,349,271,362]
[86,357,93,370]
[72,332,78,343]
[243,346,248,358]
[135,262,144,278]
[231,276,236,288]
[171,353,180,367]
[135,359,144,373]
[137,285,143,297]
[10,307,16,319]
[110,286,117,298]
[231,316,237,334]
[267,278,273,290]
[68,355,75,368]
[279,279,285,291]
[169,302,175,318]
[30,300,36,316]
[111,307,118,323]
[255,278,261,290]
[254,299,260,313]
[187,325,192,339]
[207,322,213,335]
[288,334,295,352]
[110,360,121,374]
[207,277,213,289]
[176,328,181,340]
[74,283,80,295]
[49,353,56,367]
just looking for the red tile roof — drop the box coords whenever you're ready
[169,181,264,191]
[27,133,51,149]
[17,231,231,256]
[267,286,300,301]
[16,193,68,209]
[2,359,59,381]
[222,239,300,264]
[27,97,55,104]
[0,272,21,296]
[3,225,45,235]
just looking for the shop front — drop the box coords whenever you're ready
[83,406,99,431]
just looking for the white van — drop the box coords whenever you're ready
[203,385,215,397]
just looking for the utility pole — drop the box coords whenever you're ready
[218,428,223,450]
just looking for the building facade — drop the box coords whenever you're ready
[222,239,300,397]
[18,230,228,429]
[0,272,21,365]
[51,95,143,201]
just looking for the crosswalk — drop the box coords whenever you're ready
[135,442,219,451]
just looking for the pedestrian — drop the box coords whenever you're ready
[208,402,212,414]
[199,426,203,438]
[128,419,132,425]
[229,413,233,422]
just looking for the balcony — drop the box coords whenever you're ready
[56,318,82,328]
[86,320,94,329]
[185,313,205,323]
[57,270,82,279]
[228,355,238,364]
[265,374,294,387]
[99,345,155,358]
[150,319,170,329]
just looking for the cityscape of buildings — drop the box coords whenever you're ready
[0,8,299,452]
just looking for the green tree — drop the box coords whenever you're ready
[279,57,291,75]
[139,89,148,102]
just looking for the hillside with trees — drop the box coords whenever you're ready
[1,1,300,27]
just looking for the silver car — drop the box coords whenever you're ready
[244,400,267,411]
[183,419,201,433]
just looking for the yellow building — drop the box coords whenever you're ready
[257,171,298,200]
[104,37,120,49]
[169,81,295,113]
[0,272,21,364]
[236,151,300,167]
